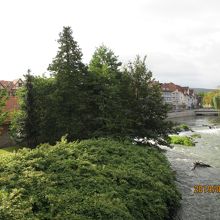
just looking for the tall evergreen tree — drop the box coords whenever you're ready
[10,75,59,146]
[48,26,87,140]
[11,71,39,147]
[23,71,39,147]
[48,26,85,77]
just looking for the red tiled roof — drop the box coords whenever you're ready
[161,82,180,92]
[0,80,11,88]
[161,82,195,97]
[0,79,24,91]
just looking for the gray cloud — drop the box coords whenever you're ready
[1,0,220,88]
[130,0,220,88]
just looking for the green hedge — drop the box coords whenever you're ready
[0,138,180,220]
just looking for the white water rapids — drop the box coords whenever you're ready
[166,116,220,220]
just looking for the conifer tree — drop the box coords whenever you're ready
[11,71,39,147]
[23,71,39,147]
[48,26,87,140]
[48,26,85,78]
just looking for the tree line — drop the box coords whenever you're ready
[199,90,220,109]
[10,26,172,147]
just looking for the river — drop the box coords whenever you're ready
[166,116,220,220]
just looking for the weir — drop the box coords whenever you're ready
[194,108,219,116]
[167,109,219,119]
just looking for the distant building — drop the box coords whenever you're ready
[161,82,198,110]
[0,79,24,117]
[0,79,24,147]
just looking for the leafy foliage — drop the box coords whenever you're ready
[10,27,173,147]
[213,95,220,111]
[0,139,180,219]
[169,135,195,146]
[87,45,132,138]
[122,56,171,138]
[202,90,220,107]
[88,50,172,140]
[0,146,22,155]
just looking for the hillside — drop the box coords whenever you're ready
[192,88,216,94]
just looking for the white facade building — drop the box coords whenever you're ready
[161,83,198,110]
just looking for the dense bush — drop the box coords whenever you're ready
[169,135,195,146]
[0,139,180,219]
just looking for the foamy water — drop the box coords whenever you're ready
[166,116,220,220]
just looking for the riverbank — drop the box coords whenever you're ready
[168,109,219,119]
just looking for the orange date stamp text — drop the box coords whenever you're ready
[194,185,220,193]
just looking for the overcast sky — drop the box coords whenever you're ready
[1,0,220,88]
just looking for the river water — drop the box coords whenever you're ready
[166,116,220,220]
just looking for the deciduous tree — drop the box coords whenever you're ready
[123,55,171,139]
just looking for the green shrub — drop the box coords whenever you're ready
[0,138,180,220]
[169,135,195,146]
